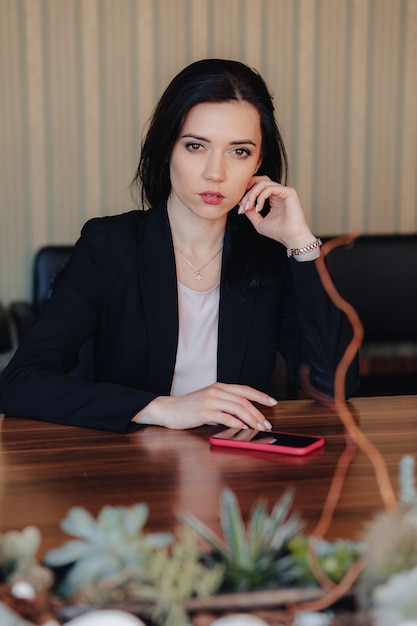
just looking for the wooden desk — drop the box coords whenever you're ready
[1,396,416,559]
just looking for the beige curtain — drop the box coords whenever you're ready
[1,0,416,305]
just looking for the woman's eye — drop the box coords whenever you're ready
[185,142,203,152]
[233,147,251,158]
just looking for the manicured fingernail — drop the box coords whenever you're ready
[245,200,250,211]
[238,204,244,215]
[264,420,272,430]
[257,422,266,431]
[255,203,260,212]
[269,397,278,405]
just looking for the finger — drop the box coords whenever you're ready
[239,182,287,215]
[211,398,273,431]
[215,383,278,407]
[254,183,291,210]
[210,410,272,431]
[210,414,250,429]
[238,177,274,210]
[241,207,265,231]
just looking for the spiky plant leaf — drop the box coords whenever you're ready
[247,501,269,562]
[219,488,249,567]
[177,510,227,556]
[180,487,301,592]
[399,455,416,506]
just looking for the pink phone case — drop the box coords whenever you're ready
[209,428,324,456]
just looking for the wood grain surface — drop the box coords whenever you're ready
[1,396,416,558]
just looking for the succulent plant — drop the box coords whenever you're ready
[360,455,417,591]
[44,504,173,597]
[59,526,223,626]
[398,455,416,506]
[178,487,301,592]
[372,563,417,625]
[0,526,41,578]
[0,526,53,592]
[287,534,366,586]
[138,527,224,626]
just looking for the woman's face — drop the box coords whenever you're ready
[168,100,262,223]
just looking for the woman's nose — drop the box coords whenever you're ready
[203,153,226,181]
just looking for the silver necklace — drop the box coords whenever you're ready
[181,247,222,283]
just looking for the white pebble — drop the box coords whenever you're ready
[11,581,36,599]
[65,609,146,626]
[293,611,332,626]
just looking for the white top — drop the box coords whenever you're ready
[170,281,220,396]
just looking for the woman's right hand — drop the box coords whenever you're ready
[131,382,276,430]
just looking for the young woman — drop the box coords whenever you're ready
[0,59,358,432]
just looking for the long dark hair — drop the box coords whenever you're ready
[132,59,290,292]
[132,58,288,208]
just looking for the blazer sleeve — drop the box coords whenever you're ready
[0,218,157,433]
[277,257,359,399]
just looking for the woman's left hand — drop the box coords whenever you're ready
[238,176,315,250]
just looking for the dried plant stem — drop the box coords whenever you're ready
[292,236,398,613]
[311,433,358,539]
[333,398,397,511]
[315,236,397,512]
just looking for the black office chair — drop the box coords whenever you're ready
[10,245,74,342]
[10,245,94,381]
[0,303,13,408]
[0,302,13,355]
[324,234,417,396]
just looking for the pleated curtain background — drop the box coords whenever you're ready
[1,0,416,308]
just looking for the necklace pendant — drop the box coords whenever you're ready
[196,271,202,283]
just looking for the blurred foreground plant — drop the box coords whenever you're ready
[44,503,172,597]
[0,526,53,592]
[63,526,223,626]
[288,535,365,587]
[360,455,417,591]
[179,487,301,592]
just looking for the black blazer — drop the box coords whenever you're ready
[0,204,358,432]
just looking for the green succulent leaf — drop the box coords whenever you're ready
[97,504,149,537]
[247,500,268,561]
[288,534,365,586]
[59,551,126,596]
[0,526,41,563]
[60,507,100,541]
[44,503,174,599]
[220,488,249,567]
[180,487,301,592]
[44,539,97,567]
[177,510,227,556]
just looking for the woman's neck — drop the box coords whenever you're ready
[167,199,226,291]
[167,200,226,258]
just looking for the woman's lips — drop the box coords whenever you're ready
[199,192,225,205]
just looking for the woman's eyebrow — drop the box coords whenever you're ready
[181,133,258,146]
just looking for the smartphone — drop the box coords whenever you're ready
[209,428,324,456]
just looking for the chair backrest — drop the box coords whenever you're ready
[324,234,417,343]
[33,245,74,311]
[0,303,12,353]
[32,245,94,381]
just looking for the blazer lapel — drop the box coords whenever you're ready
[218,287,256,383]
[217,225,256,383]
[137,204,256,392]
[138,204,179,394]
